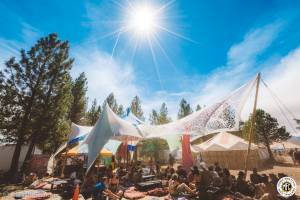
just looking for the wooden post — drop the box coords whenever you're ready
[245,73,261,176]
[60,147,69,178]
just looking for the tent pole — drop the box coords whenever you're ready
[60,147,69,178]
[244,73,261,176]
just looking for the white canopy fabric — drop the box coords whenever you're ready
[47,123,92,174]
[83,103,143,172]
[122,108,145,126]
[138,77,256,138]
[69,123,93,142]
[194,131,257,152]
[49,76,259,173]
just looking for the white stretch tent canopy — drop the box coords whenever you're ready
[50,76,259,172]
[47,123,122,174]
[83,103,143,172]
[194,131,258,152]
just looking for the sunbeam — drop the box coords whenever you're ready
[147,36,163,90]
[152,33,181,75]
[88,0,196,89]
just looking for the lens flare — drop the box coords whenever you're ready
[127,4,159,37]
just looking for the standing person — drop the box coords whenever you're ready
[169,154,175,167]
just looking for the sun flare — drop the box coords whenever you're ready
[127,4,159,37]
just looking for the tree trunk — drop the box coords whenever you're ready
[8,137,23,182]
[264,136,275,163]
[21,139,35,172]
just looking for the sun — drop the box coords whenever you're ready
[126,3,159,37]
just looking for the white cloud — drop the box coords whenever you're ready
[258,48,300,134]
[72,46,140,108]
[0,23,41,69]
[0,38,22,69]
[75,20,298,128]
[188,22,282,108]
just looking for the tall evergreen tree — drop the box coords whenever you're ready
[22,34,74,169]
[243,109,291,162]
[69,72,87,124]
[103,93,118,113]
[86,98,101,125]
[130,96,144,120]
[0,33,74,178]
[33,75,73,154]
[177,98,193,119]
[117,105,125,117]
[196,104,202,111]
[149,109,159,125]
[158,103,172,124]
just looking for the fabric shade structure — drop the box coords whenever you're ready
[48,75,262,173]
[67,146,113,157]
[47,123,91,174]
[122,108,145,126]
[83,103,143,172]
[138,77,257,138]
[66,139,122,157]
[193,131,269,169]
[68,123,93,145]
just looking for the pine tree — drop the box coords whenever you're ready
[130,96,144,121]
[69,72,87,124]
[117,105,125,117]
[86,99,101,125]
[158,103,172,124]
[177,98,193,119]
[196,104,202,111]
[243,109,291,162]
[103,93,119,113]
[21,34,74,170]
[33,75,73,154]
[0,33,74,178]
[149,109,159,125]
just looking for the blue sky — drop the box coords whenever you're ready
[1,0,300,129]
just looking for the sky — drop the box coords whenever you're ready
[0,0,300,133]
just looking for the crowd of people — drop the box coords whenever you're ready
[62,159,298,200]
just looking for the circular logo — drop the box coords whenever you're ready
[277,176,297,198]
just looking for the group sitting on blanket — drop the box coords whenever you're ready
[162,163,295,200]
[21,160,297,200]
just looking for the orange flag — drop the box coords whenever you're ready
[72,184,80,200]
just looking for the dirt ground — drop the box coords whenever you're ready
[1,155,299,199]
[230,155,300,196]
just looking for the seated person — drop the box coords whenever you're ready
[236,171,254,197]
[132,168,143,184]
[176,165,187,179]
[214,162,222,173]
[189,166,201,189]
[81,172,97,198]
[222,168,233,190]
[250,168,261,184]
[168,174,196,197]
[213,171,223,188]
